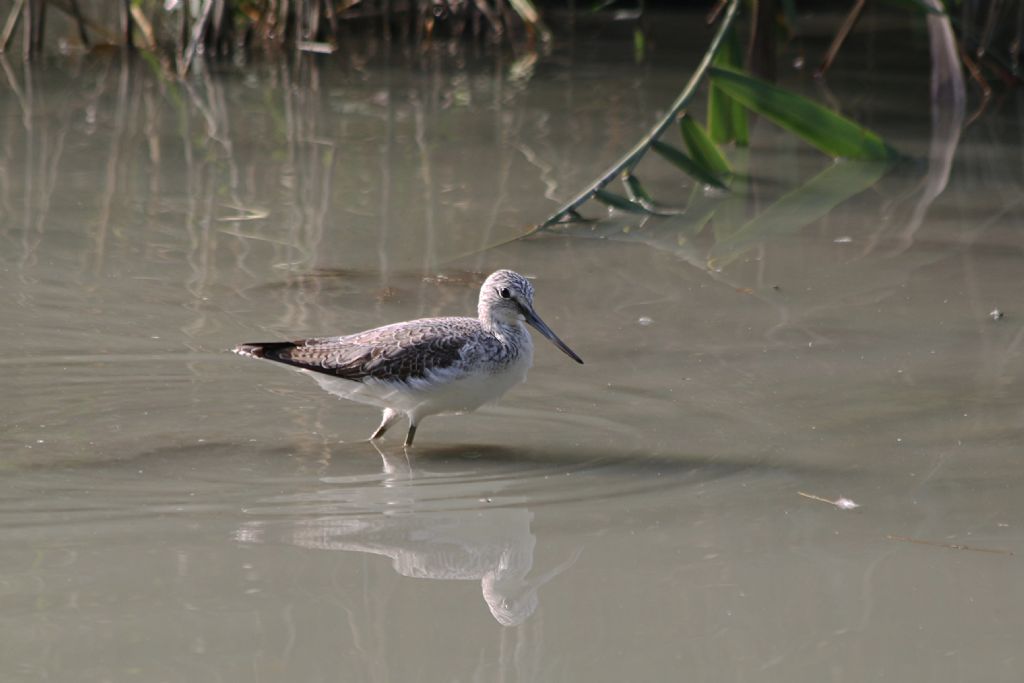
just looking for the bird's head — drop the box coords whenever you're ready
[478,270,582,364]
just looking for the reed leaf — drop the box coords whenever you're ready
[679,114,731,178]
[530,0,742,232]
[622,173,685,215]
[594,189,647,213]
[623,173,654,204]
[708,66,899,161]
[707,24,749,145]
[651,140,727,189]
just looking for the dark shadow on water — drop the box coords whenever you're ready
[376,440,836,478]
[33,437,845,484]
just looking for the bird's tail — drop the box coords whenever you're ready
[233,341,295,360]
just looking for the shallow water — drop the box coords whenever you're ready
[3,10,1024,682]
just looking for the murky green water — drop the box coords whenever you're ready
[3,10,1024,682]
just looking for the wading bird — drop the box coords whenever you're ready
[234,270,583,446]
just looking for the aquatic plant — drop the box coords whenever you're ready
[529,0,901,232]
[521,0,978,279]
[0,0,549,68]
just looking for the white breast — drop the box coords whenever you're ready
[303,346,533,422]
[405,350,532,419]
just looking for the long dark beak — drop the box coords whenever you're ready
[521,303,584,364]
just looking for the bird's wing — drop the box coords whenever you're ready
[235,318,479,383]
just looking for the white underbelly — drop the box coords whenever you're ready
[302,358,531,419]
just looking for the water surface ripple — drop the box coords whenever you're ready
[2,11,1024,682]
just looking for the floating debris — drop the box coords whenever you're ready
[798,491,861,510]
[886,535,1013,556]
[298,42,337,54]
[990,309,1004,320]
[218,204,269,222]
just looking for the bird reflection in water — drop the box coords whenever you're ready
[234,444,580,626]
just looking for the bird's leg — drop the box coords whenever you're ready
[404,421,418,448]
[370,408,400,440]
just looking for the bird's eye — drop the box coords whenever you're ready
[499,288,512,299]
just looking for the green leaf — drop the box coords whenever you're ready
[623,173,654,204]
[708,66,899,161]
[679,114,731,178]
[594,189,647,213]
[622,173,685,216]
[650,140,727,189]
[633,27,645,64]
[708,160,891,269]
[707,25,749,146]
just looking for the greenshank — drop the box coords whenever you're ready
[234,270,583,446]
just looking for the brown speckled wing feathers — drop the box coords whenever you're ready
[235,318,479,383]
